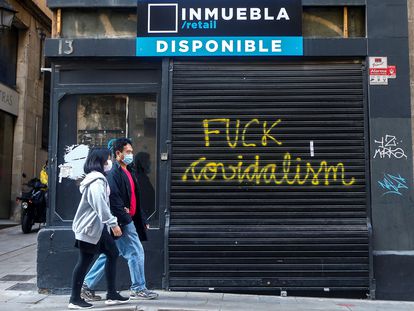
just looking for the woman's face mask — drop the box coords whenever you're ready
[104,159,113,172]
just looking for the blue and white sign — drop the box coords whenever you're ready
[136,36,303,56]
[137,0,303,57]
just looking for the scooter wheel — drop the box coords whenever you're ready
[21,212,33,234]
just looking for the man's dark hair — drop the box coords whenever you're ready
[84,147,111,174]
[112,138,132,156]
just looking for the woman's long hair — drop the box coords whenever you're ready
[84,147,111,174]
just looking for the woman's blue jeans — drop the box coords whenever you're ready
[84,222,146,291]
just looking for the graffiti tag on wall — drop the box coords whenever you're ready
[373,135,407,159]
[182,118,356,186]
[377,173,408,196]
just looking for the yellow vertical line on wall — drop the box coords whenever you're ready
[56,9,62,37]
[52,11,57,37]
[343,6,349,38]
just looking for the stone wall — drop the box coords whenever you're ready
[9,0,51,221]
[31,0,53,19]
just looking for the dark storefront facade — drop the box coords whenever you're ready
[39,0,413,300]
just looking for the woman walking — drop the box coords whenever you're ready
[69,147,129,309]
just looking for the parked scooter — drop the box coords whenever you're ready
[16,178,47,233]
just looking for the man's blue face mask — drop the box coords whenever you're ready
[123,154,134,165]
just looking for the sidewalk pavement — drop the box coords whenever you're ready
[1,225,414,311]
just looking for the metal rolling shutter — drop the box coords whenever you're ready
[169,60,369,296]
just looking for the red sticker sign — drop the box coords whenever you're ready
[387,65,396,79]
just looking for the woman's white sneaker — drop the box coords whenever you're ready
[68,298,93,309]
[105,292,130,305]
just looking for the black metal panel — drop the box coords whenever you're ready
[0,27,18,88]
[303,0,366,4]
[304,39,367,57]
[46,0,366,9]
[44,38,367,58]
[47,0,138,8]
[45,38,136,58]
[170,60,369,296]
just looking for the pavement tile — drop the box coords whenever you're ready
[158,291,189,299]
[6,292,47,304]
[0,291,22,303]
[222,293,259,303]
[6,283,38,291]
[0,282,17,291]
[0,274,36,282]
[257,296,283,304]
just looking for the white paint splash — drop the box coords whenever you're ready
[58,144,89,183]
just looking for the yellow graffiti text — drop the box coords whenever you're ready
[203,118,282,149]
[182,152,356,186]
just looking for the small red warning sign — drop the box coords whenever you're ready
[387,65,396,79]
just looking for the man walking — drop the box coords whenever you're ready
[82,138,158,301]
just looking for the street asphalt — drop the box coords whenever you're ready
[0,224,414,311]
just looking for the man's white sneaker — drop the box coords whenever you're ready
[130,289,158,300]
